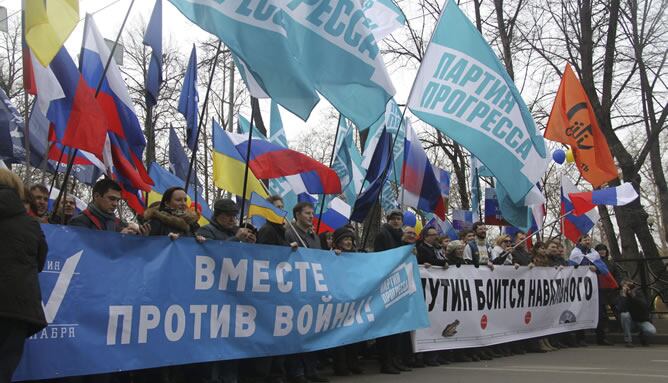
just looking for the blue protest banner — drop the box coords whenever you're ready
[13,225,428,381]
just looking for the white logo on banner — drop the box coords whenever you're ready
[30,251,83,340]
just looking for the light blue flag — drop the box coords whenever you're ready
[236,114,251,134]
[407,0,548,204]
[169,0,394,129]
[361,0,407,40]
[332,117,367,206]
[178,44,198,150]
[495,183,532,231]
[143,0,162,107]
[269,101,288,147]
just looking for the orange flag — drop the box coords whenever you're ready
[545,64,618,187]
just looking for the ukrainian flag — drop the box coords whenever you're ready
[25,0,80,66]
[147,162,212,226]
[212,119,268,199]
[248,192,286,224]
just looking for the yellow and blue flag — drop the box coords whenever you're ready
[248,192,286,225]
[25,0,79,66]
[211,119,268,199]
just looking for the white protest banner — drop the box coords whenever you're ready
[414,265,599,352]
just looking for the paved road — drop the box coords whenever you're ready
[331,346,668,382]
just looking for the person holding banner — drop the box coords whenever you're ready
[197,198,256,243]
[284,201,330,383]
[373,209,411,374]
[463,223,494,269]
[0,169,48,383]
[491,235,519,267]
[70,179,145,234]
[416,227,446,268]
[145,186,203,240]
[331,227,365,376]
[511,232,533,266]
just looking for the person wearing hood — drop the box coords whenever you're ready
[331,227,364,376]
[197,198,256,243]
[145,186,203,240]
[0,169,48,382]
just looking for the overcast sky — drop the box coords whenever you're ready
[0,0,419,142]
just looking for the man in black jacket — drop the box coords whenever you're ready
[197,198,256,242]
[617,279,656,347]
[373,209,412,374]
[70,179,148,234]
[417,227,446,267]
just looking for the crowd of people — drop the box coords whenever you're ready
[0,169,658,383]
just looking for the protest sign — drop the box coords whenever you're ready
[414,265,598,351]
[14,225,428,381]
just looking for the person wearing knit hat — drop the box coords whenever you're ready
[331,226,363,375]
[332,227,355,252]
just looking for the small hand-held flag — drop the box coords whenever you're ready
[248,192,287,224]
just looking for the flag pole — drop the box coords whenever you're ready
[184,40,222,192]
[53,0,135,224]
[315,114,342,233]
[21,7,31,183]
[238,99,258,224]
[509,210,576,251]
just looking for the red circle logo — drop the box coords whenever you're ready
[524,311,532,324]
[480,314,488,330]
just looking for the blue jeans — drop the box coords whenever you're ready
[620,312,656,343]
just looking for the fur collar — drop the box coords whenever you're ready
[144,207,198,232]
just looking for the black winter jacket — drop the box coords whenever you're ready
[416,241,446,266]
[373,223,403,252]
[0,185,48,336]
[197,221,241,241]
[257,222,289,246]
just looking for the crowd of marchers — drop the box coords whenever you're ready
[0,168,658,383]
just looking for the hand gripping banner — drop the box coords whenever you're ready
[414,265,599,352]
[13,225,428,381]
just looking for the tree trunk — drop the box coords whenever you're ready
[494,0,515,80]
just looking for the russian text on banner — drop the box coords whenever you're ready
[414,265,598,351]
[14,225,428,380]
[407,0,548,204]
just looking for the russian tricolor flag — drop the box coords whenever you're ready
[569,246,619,289]
[569,183,639,216]
[313,197,351,234]
[561,177,599,243]
[401,123,445,219]
[80,15,153,211]
[29,47,109,158]
[226,132,341,194]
